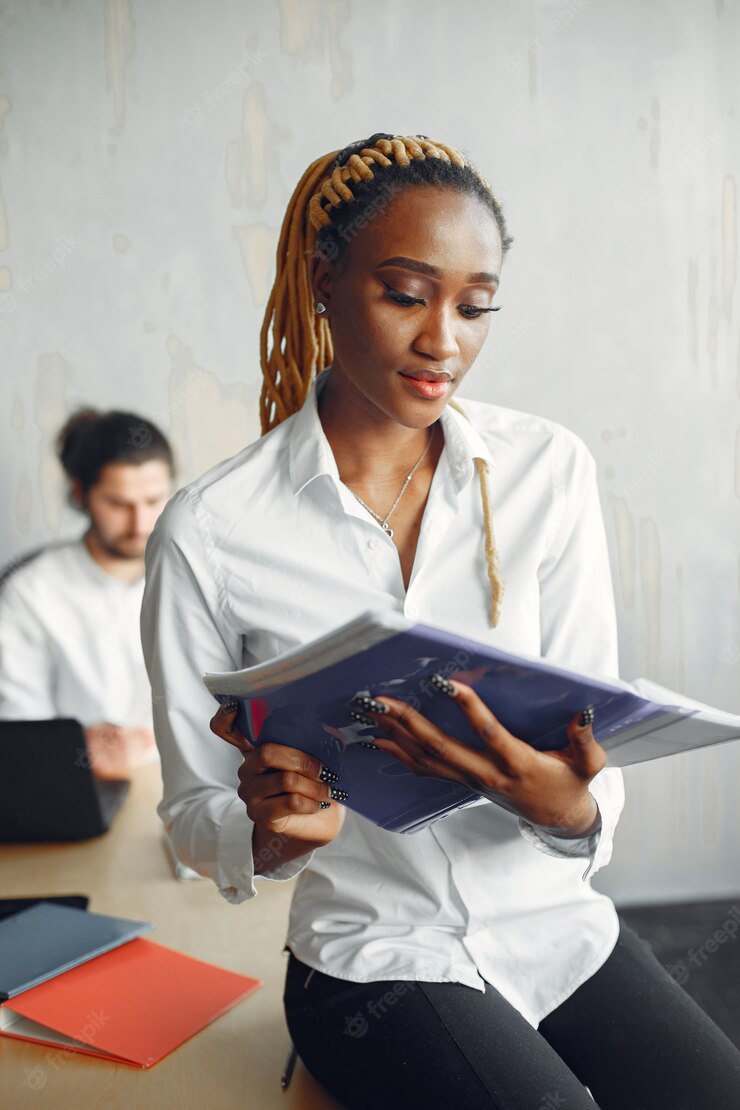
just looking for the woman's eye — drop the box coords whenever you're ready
[383,284,425,307]
[382,282,501,318]
[459,304,502,319]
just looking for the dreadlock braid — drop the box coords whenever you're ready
[307,137,467,231]
[259,133,509,625]
[258,150,336,432]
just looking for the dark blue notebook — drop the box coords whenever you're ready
[0,902,152,1000]
[203,611,740,834]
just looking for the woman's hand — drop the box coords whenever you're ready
[209,704,346,867]
[363,681,605,836]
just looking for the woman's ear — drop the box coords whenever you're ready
[310,253,335,315]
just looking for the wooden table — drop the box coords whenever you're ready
[0,764,341,1109]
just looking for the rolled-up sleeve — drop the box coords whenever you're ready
[518,428,625,873]
[141,488,311,903]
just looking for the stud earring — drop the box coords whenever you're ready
[315,301,327,315]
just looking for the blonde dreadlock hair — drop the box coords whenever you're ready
[259,133,510,626]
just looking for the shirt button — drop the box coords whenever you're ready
[368,537,381,550]
[406,604,419,618]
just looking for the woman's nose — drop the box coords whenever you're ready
[412,308,460,362]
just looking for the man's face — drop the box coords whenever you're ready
[81,460,172,560]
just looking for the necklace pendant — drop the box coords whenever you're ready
[348,426,434,545]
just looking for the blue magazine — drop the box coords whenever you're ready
[203,611,740,834]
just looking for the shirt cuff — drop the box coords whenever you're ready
[583,768,623,877]
[518,802,602,880]
[216,799,315,904]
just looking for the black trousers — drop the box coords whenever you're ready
[284,920,740,1110]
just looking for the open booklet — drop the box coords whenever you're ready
[203,611,740,834]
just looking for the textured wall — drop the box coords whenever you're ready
[1,0,738,903]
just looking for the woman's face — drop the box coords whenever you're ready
[313,185,504,428]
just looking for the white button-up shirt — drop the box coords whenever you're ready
[0,539,152,728]
[141,374,625,1027]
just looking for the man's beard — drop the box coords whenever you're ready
[91,530,148,561]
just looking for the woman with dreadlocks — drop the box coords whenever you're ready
[142,134,740,1108]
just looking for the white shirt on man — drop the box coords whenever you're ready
[141,373,625,1027]
[0,539,152,728]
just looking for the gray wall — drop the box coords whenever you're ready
[1,0,738,904]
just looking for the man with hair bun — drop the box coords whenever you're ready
[0,408,174,779]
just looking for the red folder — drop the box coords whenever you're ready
[0,938,261,1067]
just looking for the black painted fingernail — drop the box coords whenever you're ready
[350,710,375,726]
[353,695,388,714]
[330,787,349,802]
[319,766,339,785]
[579,705,595,728]
[429,673,455,697]
[320,801,331,810]
[359,741,380,750]
[222,698,239,714]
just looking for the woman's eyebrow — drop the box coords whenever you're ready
[376,255,499,285]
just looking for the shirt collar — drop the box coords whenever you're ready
[288,370,342,495]
[288,370,494,496]
[438,398,494,490]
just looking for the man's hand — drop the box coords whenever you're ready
[84,723,157,780]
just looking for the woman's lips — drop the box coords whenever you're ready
[399,371,452,399]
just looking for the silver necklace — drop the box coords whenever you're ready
[348,427,435,540]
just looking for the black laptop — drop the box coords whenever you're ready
[0,719,130,841]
